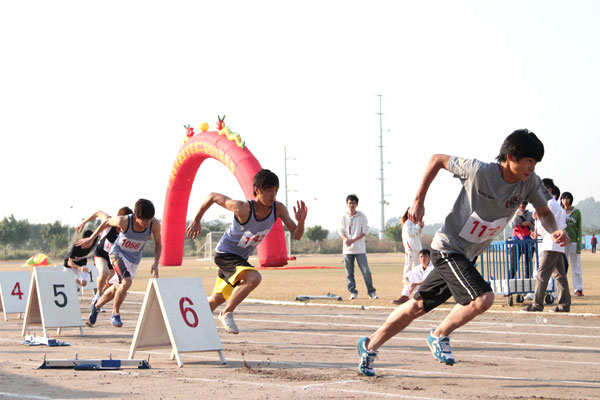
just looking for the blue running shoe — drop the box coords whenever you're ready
[111,313,123,327]
[426,328,455,365]
[357,336,378,376]
[87,301,99,327]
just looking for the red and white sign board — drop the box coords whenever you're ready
[21,267,84,338]
[0,271,31,321]
[129,278,225,367]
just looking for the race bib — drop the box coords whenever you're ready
[118,237,145,252]
[458,212,507,243]
[237,228,272,248]
[103,240,113,253]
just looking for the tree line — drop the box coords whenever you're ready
[0,215,89,260]
[0,213,415,261]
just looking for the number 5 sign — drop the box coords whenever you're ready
[0,271,31,321]
[129,278,225,367]
[21,267,84,338]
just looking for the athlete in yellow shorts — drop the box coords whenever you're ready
[186,169,307,334]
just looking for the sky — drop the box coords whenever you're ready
[1,1,599,236]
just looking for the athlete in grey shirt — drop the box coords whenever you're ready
[356,129,569,377]
[431,157,550,261]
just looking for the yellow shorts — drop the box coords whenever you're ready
[212,265,257,300]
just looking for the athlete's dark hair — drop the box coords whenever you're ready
[253,169,279,196]
[419,248,431,257]
[346,194,359,204]
[134,199,155,220]
[118,206,133,216]
[82,229,94,239]
[496,129,544,163]
[542,178,560,200]
[560,191,573,207]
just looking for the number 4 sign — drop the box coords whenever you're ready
[21,268,84,338]
[129,278,225,367]
[0,271,31,321]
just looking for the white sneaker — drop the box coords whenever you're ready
[219,311,239,334]
[349,293,358,300]
[368,292,379,299]
[524,293,534,301]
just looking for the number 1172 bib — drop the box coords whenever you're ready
[458,212,507,243]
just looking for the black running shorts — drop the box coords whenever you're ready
[414,251,492,312]
[214,252,254,284]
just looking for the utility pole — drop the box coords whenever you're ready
[376,95,385,240]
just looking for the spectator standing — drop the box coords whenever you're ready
[591,235,597,254]
[508,201,535,278]
[561,192,583,296]
[338,194,377,300]
[523,179,570,313]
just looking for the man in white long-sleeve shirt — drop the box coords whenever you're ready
[338,194,377,300]
[523,178,570,312]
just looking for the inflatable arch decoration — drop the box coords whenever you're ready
[160,129,288,267]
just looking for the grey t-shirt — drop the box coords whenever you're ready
[431,157,551,261]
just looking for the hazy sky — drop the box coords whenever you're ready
[1,1,599,235]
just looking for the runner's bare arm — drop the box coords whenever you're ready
[151,218,162,277]
[409,154,450,224]
[76,215,126,248]
[535,205,569,246]
[186,192,249,239]
[76,210,110,234]
[276,200,307,240]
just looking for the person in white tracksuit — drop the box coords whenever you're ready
[392,208,423,304]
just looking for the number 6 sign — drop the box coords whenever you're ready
[21,267,84,338]
[129,278,225,367]
[0,271,31,321]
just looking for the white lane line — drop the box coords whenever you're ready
[240,310,600,330]
[236,317,600,340]
[173,376,449,400]
[217,338,600,367]
[2,338,598,392]
[301,379,361,389]
[4,333,600,371]
[253,328,600,352]
[243,298,600,317]
[0,392,66,400]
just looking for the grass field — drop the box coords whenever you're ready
[5,251,596,314]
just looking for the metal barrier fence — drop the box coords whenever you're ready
[477,239,555,306]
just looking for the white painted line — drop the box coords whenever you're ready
[243,298,599,317]
[255,328,600,352]
[236,317,600,340]
[0,392,66,400]
[240,309,600,330]
[301,379,361,390]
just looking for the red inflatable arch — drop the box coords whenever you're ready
[160,130,288,267]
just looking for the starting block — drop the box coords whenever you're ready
[295,293,342,301]
[23,334,70,347]
[39,353,151,370]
